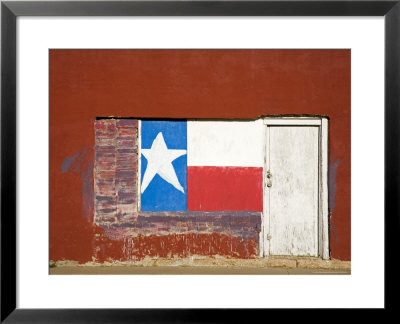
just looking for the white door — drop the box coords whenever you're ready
[264,124,320,257]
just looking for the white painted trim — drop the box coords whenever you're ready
[264,117,322,126]
[320,118,330,259]
[262,125,270,257]
[259,124,264,257]
[317,126,322,257]
[262,117,329,259]
[137,120,141,212]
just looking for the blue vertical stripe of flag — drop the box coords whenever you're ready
[140,120,187,211]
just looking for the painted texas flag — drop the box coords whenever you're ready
[140,120,264,212]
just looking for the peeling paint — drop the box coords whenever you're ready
[94,119,138,225]
[93,233,258,262]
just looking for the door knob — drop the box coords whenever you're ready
[266,170,272,187]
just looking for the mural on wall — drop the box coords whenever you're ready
[93,119,264,261]
[50,49,351,265]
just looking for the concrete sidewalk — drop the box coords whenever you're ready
[49,256,351,275]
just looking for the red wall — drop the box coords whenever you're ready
[50,50,351,261]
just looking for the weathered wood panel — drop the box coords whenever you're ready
[268,126,319,256]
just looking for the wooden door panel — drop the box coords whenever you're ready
[268,126,319,256]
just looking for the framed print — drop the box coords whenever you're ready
[1,0,398,321]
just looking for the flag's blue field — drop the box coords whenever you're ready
[140,120,187,211]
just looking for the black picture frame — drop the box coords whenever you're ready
[1,0,398,321]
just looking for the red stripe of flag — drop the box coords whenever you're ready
[187,166,263,212]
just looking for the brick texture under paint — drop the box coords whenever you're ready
[106,212,261,241]
[94,119,138,225]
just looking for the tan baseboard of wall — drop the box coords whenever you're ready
[49,256,351,275]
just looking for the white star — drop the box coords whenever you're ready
[141,132,187,194]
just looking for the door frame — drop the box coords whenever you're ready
[260,117,329,259]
